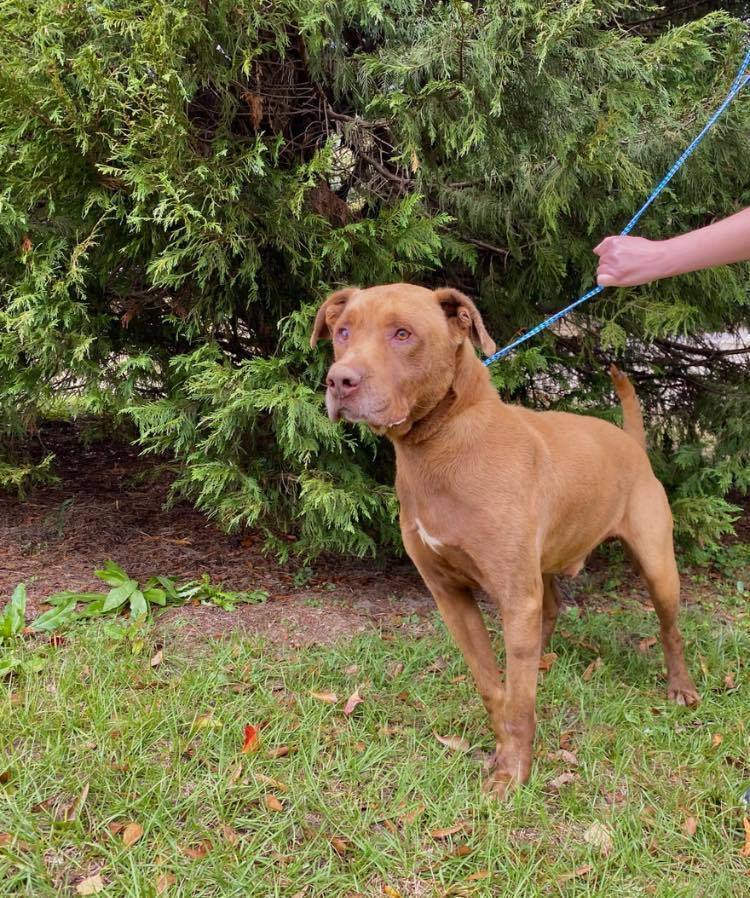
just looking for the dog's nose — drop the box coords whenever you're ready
[326,363,362,399]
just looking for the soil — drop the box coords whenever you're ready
[1,422,746,648]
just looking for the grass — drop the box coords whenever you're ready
[1,580,749,897]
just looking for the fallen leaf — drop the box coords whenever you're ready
[434,732,470,753]
[383,819,398,835]
[549,772,577,790]
[583,821,613,857]
[264,794,284,812]
[555,749,579,766]
[107,821,125,835]
[182,840,211,860]
[539,652,558,672]
[637,636,658,654]
[401,803,426,825]
[353,740,366,752]
[21,235,32,253]
[430,822,467,839]
[76,875,105,895]
[466,871,491,881]
[57,782,90,822]
[582,657,603,681]
[712,733,724,748]
[122,822,143,847]
[699,655,710,677]
[450,674,467,683]
[155,873,176,895]
[255,773,288,792]
[683,816,698,837]
[344,664,359,675]
[343,690,364,716]
[724,673,738,691]
[556,864,593,885]
[267,745,289,758]
[242,724,259,754]
[330,836,348,855]
[449,845,472,857]
[220,824,239,846]
[194,714,221,729]
[387,661,404,679]
[559,730,576,751]
[226,762,243,785]
[741,817,750,858]
[383,887,403,898]
[425,656,448,673]
[150,649,163,668]
[310,691,338,704]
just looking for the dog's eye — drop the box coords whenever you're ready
[335,327,349,342]
[394,328,411,342]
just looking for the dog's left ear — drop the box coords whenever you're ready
[434,287,496,356]
[310,288,358,348]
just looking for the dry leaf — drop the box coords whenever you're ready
[549,772,577,790]
[242,724,259,753]
[741,817,750,858]
[255,773,288,792]
[343,690,364,716]
[353,740,366,753]
[267,745,289,759]
[430,822,467,839]
[637,636,658,654]
[583,821,613,857]
[58,783,90,822]
[539,652,558,672]
[556,864,593,885]
[220,824,239,846]
[310,691,338,704]
[724,673,738,691]
[466,871,491,881]
[226,762,243,785]
[76,874,105,895]
[712,733,724,748]
[582,657,603,681]
[450,845,472,857]
[344,664,359,675]
[401,803,426,825]
[556,749,579,766]
[182,840,211,860]
[683,816,698,837]
[410,148,420,172]
[387,661,404,679]
[107,821,125,835]
[330,837,348,855]
[21,235,32,254]
[264,794,284,812]
[383,887,403,898]
[122,822,143,847]
[155,873,176,895]
[559,729,576,751]
[434,732,470,753]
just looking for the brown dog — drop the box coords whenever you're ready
[311,283,699,796]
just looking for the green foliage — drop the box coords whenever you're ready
[1,1,748,555]
[0,584,27,640]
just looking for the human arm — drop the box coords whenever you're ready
[594,206,750,287]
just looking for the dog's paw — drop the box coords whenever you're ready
[668,680,701,707]
[482,767,517,800]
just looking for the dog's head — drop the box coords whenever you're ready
[310,283,495,434]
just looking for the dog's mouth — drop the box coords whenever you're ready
[327,392,408,430]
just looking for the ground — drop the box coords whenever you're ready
[1,425,749,896]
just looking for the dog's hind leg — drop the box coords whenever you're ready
[541,574,561,650]
[621,481,700,707]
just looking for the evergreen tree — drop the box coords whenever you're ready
[1,1,748,559]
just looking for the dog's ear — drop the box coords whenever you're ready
[310,288,358,348]
[434,287,496,356]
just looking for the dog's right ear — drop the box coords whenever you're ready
[310,288,357,348]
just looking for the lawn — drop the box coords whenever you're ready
[2,573,749,897]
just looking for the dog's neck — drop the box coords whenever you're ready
[388,341,499,448]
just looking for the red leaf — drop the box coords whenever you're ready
[242,724,259,754]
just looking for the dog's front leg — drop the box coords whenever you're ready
[484,573,543,797]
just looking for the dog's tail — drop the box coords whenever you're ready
[609,364,646,449]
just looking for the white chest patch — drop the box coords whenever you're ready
[415,517,443,554]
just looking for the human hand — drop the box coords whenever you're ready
[594,235,671,287]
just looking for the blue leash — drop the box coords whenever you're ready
[483,45,750,367]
